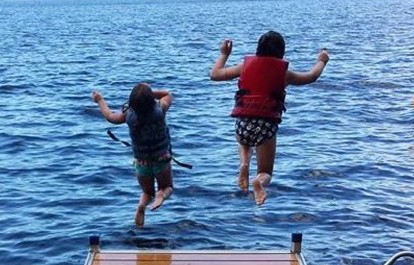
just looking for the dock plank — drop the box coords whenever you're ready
[95,252,297,261]
[85,234,306,265]
[91,252,300,265]
[92,261,299,265]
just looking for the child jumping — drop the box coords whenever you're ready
[210,30,329,205]
[91,82,173,227]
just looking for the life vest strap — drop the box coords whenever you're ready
[106,129,192,169]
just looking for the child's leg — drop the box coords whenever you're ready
[252,172,271,205]
[151,162,173,210]
[135,174,155,228]
[238,142,252,191]
[151,187,173,211]
[252,136,276,205]
[135,193,151,228]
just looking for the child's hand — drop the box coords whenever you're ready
[220,39,233,56]
[317,48,330,64]
[91,91,103,103]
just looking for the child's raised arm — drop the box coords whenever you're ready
[286,49,330,86]
[91,91,126,124]
[153,90,172,112]
[210,39,242,81]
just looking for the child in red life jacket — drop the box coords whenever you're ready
[91,83,173,228]
[210,31,329,205]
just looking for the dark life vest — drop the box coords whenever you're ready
[231,56,289,123]
[125,102,170,160]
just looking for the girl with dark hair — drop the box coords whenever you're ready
[91,82,173,228]
[210,31,329,206]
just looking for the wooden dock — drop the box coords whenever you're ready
[84,233,307,265]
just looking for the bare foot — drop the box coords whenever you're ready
[135,204,146,228]
[252,178,267,205]
[150,187,173,211]
[238,164,249,192]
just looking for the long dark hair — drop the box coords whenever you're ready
[256,30,285,59]
[129,83,155,118]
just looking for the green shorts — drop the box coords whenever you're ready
[133,152,171,176]
[133,160,170,176]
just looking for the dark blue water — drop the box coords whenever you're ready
[1,0,413,264]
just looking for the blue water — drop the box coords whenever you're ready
[1,0,413,264]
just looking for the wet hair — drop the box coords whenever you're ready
[256,30,285,58]
[128,83,155,116]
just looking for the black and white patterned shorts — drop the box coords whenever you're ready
[235,117,278,147]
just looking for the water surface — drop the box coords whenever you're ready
[0,0,413,264]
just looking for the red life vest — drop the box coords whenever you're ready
[231,56,288,123]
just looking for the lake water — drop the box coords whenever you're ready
[0,0,413,264]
